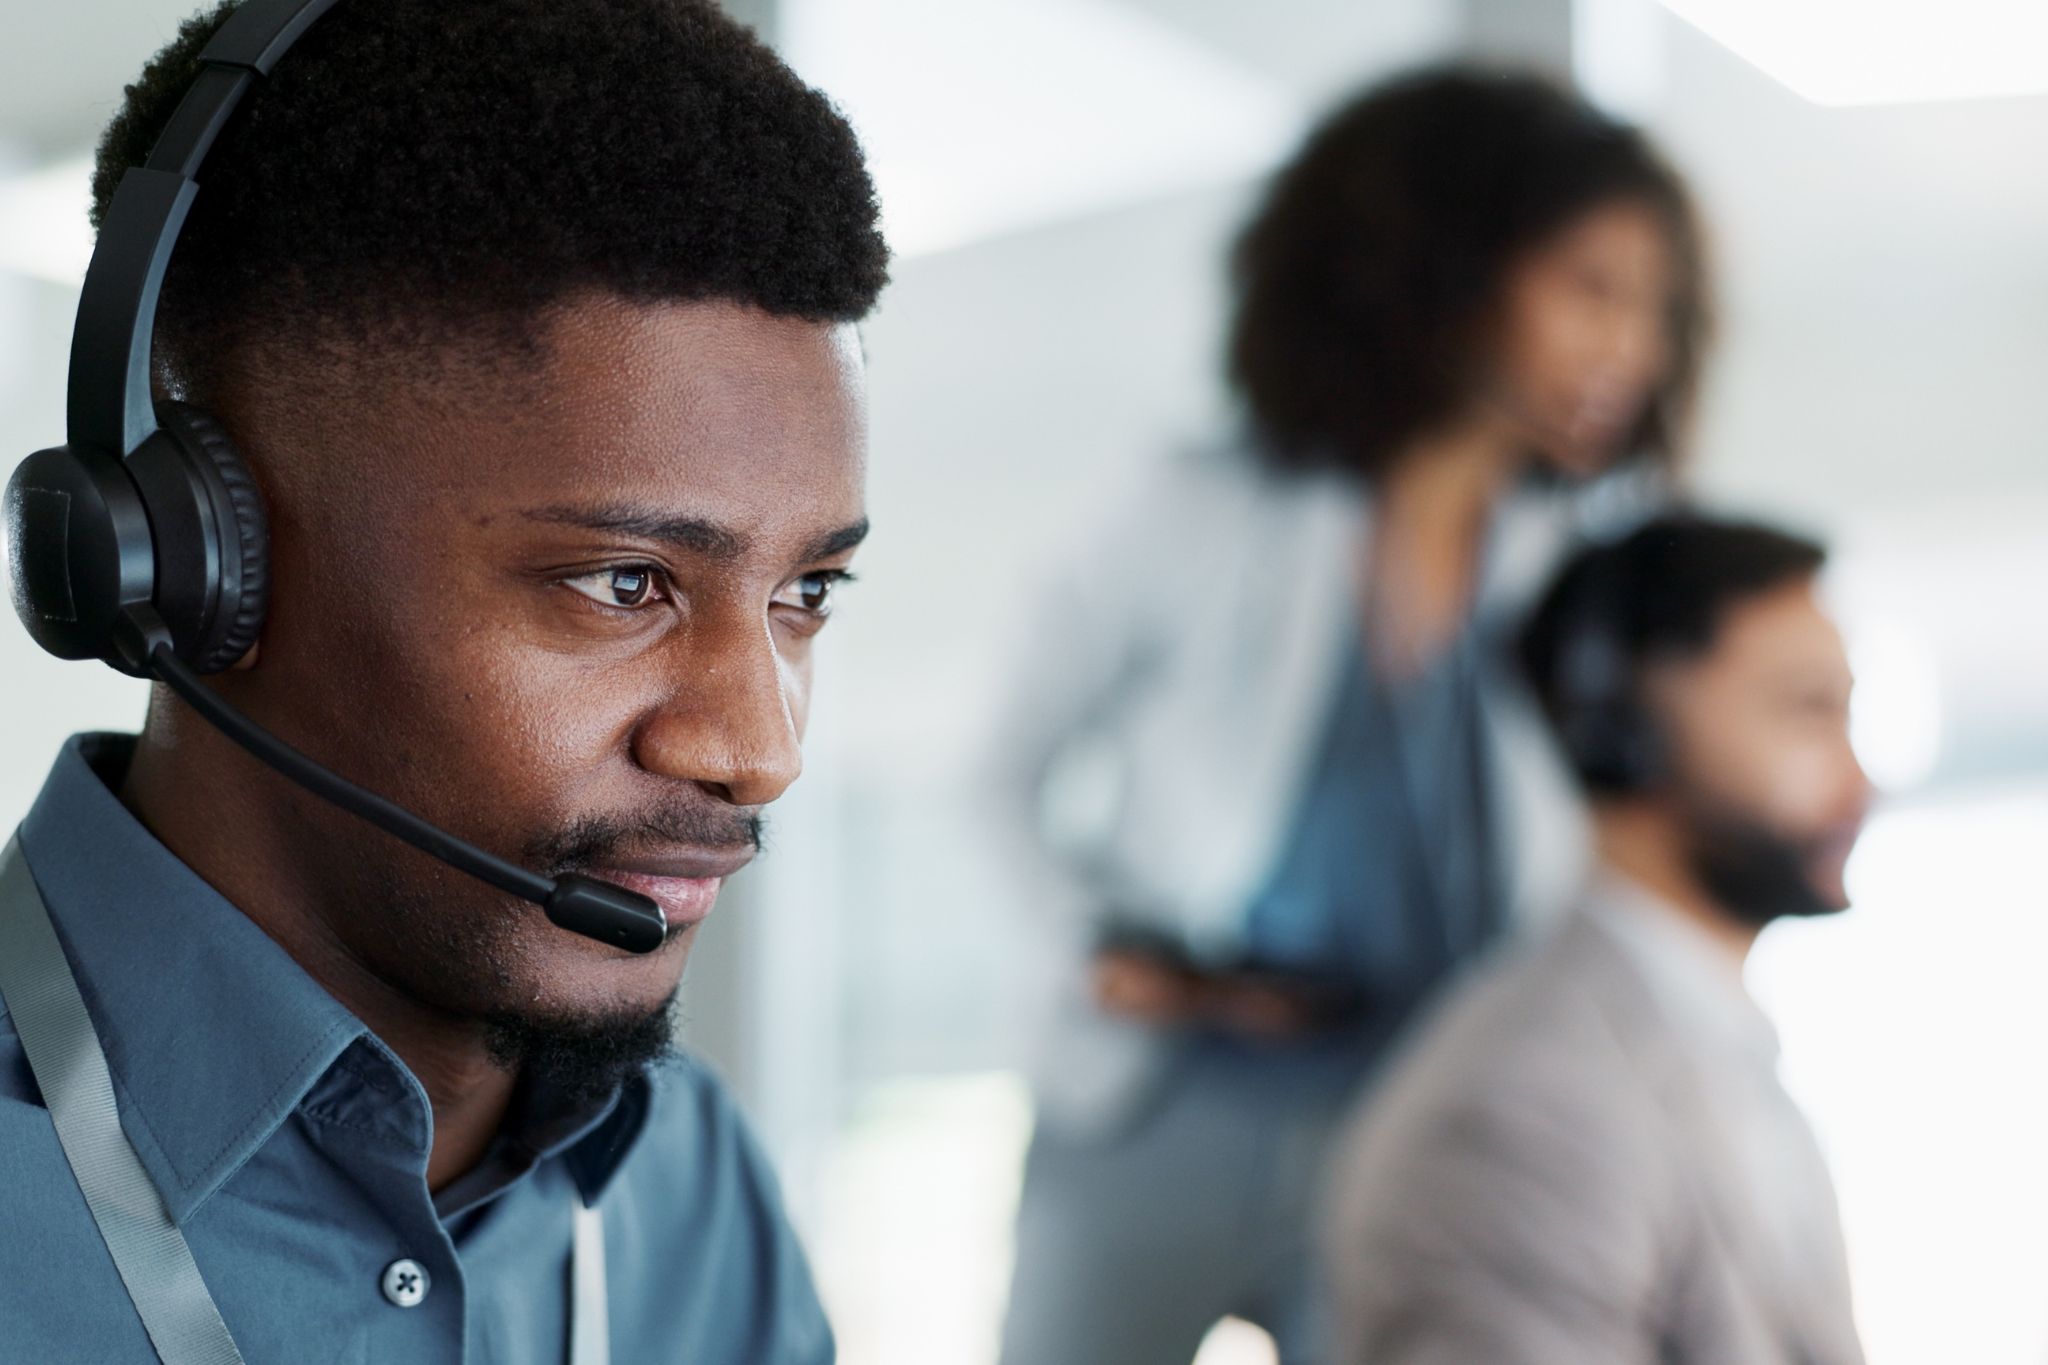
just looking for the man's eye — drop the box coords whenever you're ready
[564,566,663,609]
[774,571,849,615]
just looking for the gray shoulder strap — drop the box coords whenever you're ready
[0,835,247,1365]
[570,1198,609,1365]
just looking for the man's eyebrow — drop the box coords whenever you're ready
[523,505,750,561]
[800,518,870,564]
[521,507,869,565]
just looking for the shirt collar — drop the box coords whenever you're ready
[17,733,367,1224]
[1583,868,1783,1068]
[432,1065,650,1219]
[16,733,653,1222]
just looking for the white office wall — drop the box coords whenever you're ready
[1639,7,2048,774]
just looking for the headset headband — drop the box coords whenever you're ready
[68,0,340,459]
[12,0,669,953]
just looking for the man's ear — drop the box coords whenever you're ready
[230,640,262,671]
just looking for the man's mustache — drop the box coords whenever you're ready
[523,804,764,876]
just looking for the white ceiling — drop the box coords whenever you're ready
[776,0,1308,258]
[3,0,1472,282]
[2,0,1433,160]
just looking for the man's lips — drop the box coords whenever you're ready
[1807,821,1866,875]
[586,847,754,929]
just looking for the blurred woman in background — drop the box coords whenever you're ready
[992,66,1710,1365]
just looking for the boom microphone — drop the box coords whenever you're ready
[135,609,668,954]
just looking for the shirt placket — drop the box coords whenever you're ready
[297,1042,473,1362]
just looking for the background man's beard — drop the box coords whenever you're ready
[1679,797,1844,930]
[484,990,681,1107]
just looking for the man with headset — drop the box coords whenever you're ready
[1322,514,1873,1364]
[0,0,884,1360]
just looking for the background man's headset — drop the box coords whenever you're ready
[1546,551,1668,797]
[2,0,667,953]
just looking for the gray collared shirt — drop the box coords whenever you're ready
[0,733,833,1363]
[1586,875,1857,1333]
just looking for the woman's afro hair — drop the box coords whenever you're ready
[1228,65,1706,479]
[93,0,890,392]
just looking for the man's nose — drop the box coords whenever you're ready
[630,613,804,809]
[1838,725,1879,810]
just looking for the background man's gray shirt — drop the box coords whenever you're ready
[0,734,833,1363]
[1322,876,1864,1365]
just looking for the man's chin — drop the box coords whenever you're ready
[1805,830,1865,914]
[1800,864,1853,918]
[1684,805,1845,929]
[483,990,680,1106]
[1786,893,1850,921]
[522,905,699,1004]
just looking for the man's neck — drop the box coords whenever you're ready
[1594,801,1762,969]
[120,713,517,1190]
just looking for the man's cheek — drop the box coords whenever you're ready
[1668,711,1751,801]
[781,657,815,743]
[1754,741,1846,836]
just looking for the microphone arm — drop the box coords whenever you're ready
[130,610,667,954]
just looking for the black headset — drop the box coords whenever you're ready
[1547,558,1666,796]
[3,0,667,953]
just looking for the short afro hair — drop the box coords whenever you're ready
[92,0,889,397]
[1517,514,1827,795]
[1228,66,1708,480]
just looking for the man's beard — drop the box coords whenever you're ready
[1679,796,1845,930]
[484,989,681,1108]
[345,800,760,1102]
[464,803,761,1102]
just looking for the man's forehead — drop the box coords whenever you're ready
[1645,579,1831,685]
[532,295,865,412]
[392,298,867,500]
[246,295,868,552]
[1706,581,1850,685]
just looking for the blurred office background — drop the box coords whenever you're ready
[5,2,2048,1361]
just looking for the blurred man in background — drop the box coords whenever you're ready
[992,67,1708,1365]
[1324,515,1871,1365]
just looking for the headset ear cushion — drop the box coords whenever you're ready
[156,402,269,673]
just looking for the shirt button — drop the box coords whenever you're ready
[381,1258,430,1308]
